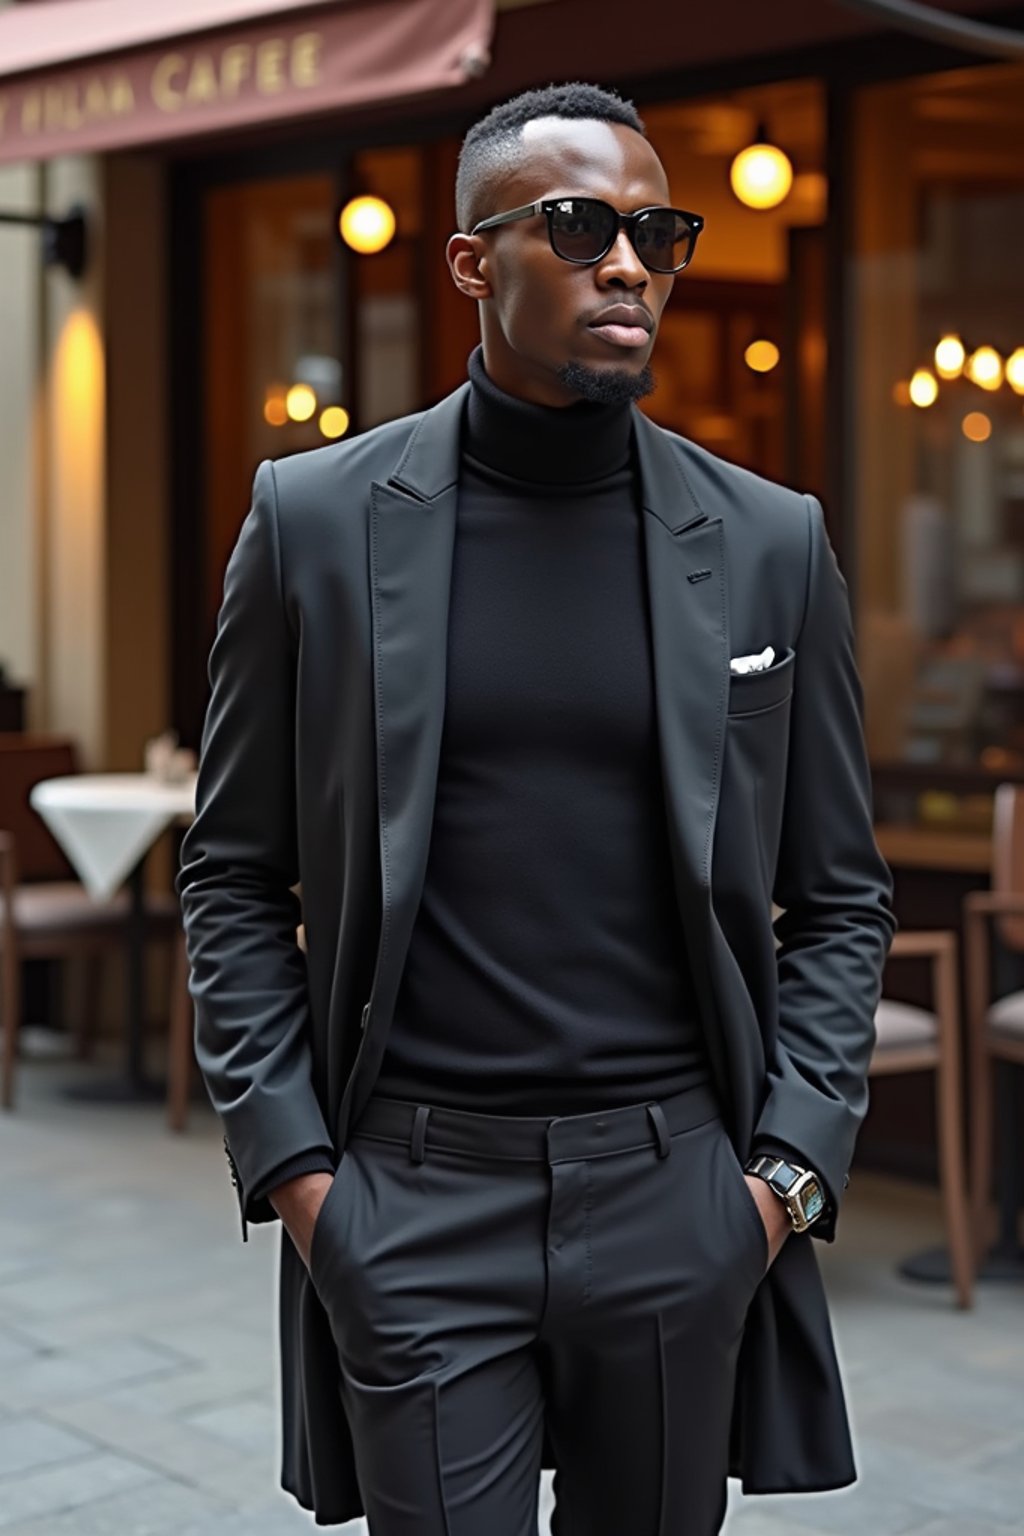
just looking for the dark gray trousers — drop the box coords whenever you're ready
[308,1082,768,1536]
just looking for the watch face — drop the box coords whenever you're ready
[799,1179,825,1224]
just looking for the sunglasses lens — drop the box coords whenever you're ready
[635,209,692,272]
[549,198,616,262]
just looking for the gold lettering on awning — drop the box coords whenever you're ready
[186,54,218,106]
[5,28,328,147]
[21,93,41,134]
[84,78,109,121]
[45,85,78,132]
[220,45,252,99]
[152,54,186,112]
[256,39,286,95]
[110,77,135,117]
[291,33,323,89]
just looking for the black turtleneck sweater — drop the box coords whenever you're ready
[372,346,710,1113]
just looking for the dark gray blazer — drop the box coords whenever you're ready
[177,380,896,1523]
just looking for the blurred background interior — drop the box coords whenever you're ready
[2,0,1024,1268]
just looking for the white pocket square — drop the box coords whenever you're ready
[729,646,775,675]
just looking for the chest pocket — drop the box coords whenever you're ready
[726,646,795,718]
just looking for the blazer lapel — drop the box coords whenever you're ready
[348,386,468,1114]
[633,409,730,899]
[633,410,733,1096]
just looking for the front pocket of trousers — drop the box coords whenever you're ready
[720,1136,769,1281]
[308,1152,353,1294]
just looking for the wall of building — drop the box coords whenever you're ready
[0,160,41,713]
[103,152,169,773]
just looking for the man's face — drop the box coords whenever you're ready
[449,118,678,407]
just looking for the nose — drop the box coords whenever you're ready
[597,225,648,293]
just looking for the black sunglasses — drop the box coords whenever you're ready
[470,196,704,274]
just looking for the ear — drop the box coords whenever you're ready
[446,233,493,301]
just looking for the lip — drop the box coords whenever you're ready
[586,305,654,335]
[586,306,654,350]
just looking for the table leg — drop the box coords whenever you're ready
[61,855,164,1105]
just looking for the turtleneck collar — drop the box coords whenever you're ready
[463,344,634,487]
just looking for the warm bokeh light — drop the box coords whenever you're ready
[339,195,396,254]
[892,380,912,407]
[934,334,966,379]
[909,369,939,408]
[729,142,793,210]
[962,411,992,443]
[263,387,288,427]
[1006,347,1024,395]
[744,339,780,374]
[286,383,317,422]
[967,346,1003,391]
[319,406,351,439]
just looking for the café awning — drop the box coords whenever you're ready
[0,0,494,165]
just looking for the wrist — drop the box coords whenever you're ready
[268,1169,333,1222]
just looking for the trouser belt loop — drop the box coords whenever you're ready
[646,1102,671,1159]
[410,1104,431,1164]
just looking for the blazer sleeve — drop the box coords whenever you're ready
[176,459,332,1239]
[752,493,897,1241]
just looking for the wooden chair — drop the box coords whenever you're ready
[0,734,178,1108]
[870,930,974,1309]
[963,781,1024,1260]
[166,930,193,1131]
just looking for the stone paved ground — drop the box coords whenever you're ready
[2,1041,1023,1535]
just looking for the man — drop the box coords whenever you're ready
[178,81,896,1535]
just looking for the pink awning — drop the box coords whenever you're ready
[0,0,494,165]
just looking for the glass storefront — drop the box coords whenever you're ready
[185,58,1024,862]
[853,62,1024,847]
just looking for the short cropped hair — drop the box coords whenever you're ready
[455,81,646,234]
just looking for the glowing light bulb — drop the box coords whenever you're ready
[967,346,1003,392]
[729,141,793,211]
[286,383,317,422]
[263,387,288,427]
[934,335,965,380]
[909,369,938,408]
[744,339,780,374]
[320,406,351,439]
[1006,348,1024,395]
[339,195,396,254]
[962,411,992,443]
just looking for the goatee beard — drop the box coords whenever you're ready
[557,360,656,405]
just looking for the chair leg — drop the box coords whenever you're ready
[75,951,104,1061]
[167,933,192,1133]
[1,935,20,1110]
[935,1056,974,1310]
[964,911,995,1262]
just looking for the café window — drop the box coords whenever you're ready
[853,63,1024,840]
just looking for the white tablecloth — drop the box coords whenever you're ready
[30,773,197,900]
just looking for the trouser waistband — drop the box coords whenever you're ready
[350,1080,723,1165]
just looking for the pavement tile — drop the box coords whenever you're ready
[0,1450,156,1529]
[0,1415,96,1479]
[5,1057,1024,1536]
[0,1475,231,1536]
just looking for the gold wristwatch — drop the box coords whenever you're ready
[745,1154,826,1233]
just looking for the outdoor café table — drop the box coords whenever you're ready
[28,772,196,1102]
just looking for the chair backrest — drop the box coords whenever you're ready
[0,734,80,883]
[992,782,1024,952]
